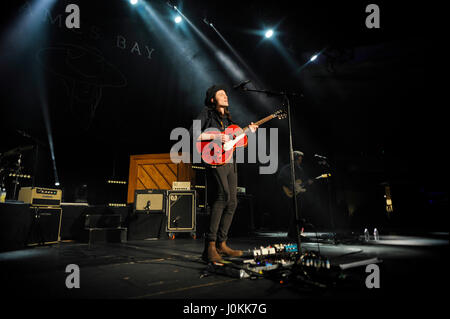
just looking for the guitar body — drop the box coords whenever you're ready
[195,124,248,166]
[194,110,286,166]
[281,174,331,198]
[282,179,306,198]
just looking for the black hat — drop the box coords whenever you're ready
[204,84,227,107]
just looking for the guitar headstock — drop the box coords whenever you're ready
[273,109,287,120]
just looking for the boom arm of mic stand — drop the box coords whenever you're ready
[241,88,303,98]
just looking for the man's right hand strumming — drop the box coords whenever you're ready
[198,133,230,143]
[218,134,230,143]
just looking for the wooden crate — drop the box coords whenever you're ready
[127,153,194,203]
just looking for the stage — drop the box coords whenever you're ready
[1,231,447,303]
[0,0,444,314]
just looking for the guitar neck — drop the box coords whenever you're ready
[243,114,275,132]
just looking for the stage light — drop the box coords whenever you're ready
[174,15,182,23]
[55,182,60,186]
[264,29,274,38]
[130,0,138,5]
[310,54,318,62]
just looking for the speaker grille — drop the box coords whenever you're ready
[167,191,195,231]
[134,190,165,213]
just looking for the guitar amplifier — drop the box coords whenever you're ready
[166,190,196,232]
[18,187,62,207]
[27,207,62,245]
[134,189,166,213]
[84,214,122,229]
[172,181,191,190]
[128,212,166,240]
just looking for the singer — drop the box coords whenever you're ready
[190,84,258,262]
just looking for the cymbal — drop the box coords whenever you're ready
[0,145,34,158]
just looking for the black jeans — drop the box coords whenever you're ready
[206,163,238,242]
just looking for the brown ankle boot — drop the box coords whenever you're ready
[202,241,222,263]
[216,241,243,257]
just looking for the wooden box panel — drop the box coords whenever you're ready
[127,153,193,203]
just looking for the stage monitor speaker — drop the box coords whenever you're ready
[27,207,62,245]
[128,212,165,240]
[134,189,166,213]
[166,190,196,232]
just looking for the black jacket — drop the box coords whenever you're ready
[189,106,239,167]
[190,106,236,138]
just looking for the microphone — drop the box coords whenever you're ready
[233,80,251,90]
[314,154,327,160]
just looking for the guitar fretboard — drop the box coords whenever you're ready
[243,114,274,132]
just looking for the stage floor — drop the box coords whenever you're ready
[0,231,448,304]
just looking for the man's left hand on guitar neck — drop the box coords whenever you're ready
[248,122,258,133]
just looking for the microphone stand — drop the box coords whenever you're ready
[16,130,49,189]
[316,157,337,244]
[239,87,304,257]
[11,154,23,200]
[240,86,332,288]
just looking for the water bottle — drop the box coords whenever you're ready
[373,228,379,241]
[364,228,370,241]
[0,187,6,203]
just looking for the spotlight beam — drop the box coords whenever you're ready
[37,72,60,188]
[148,1,256,118]
[172,8,245,81]
[137,1,215,86]
[0,0,58,62]
[208,22,260,81]
[206,21,272,111]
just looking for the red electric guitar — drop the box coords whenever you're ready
[195,109,287,165]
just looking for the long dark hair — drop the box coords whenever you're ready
[217,105,232,121]
[208,98,232,121]
[205,84,232,121]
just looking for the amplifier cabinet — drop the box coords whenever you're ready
[134,189,166,213]
[84,214,122,229]
[27,207,62,245]
[128,212,166,240]
[19,187,62,207]
[166,190,196,232]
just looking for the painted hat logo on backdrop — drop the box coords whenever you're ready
[37,44,127,130]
